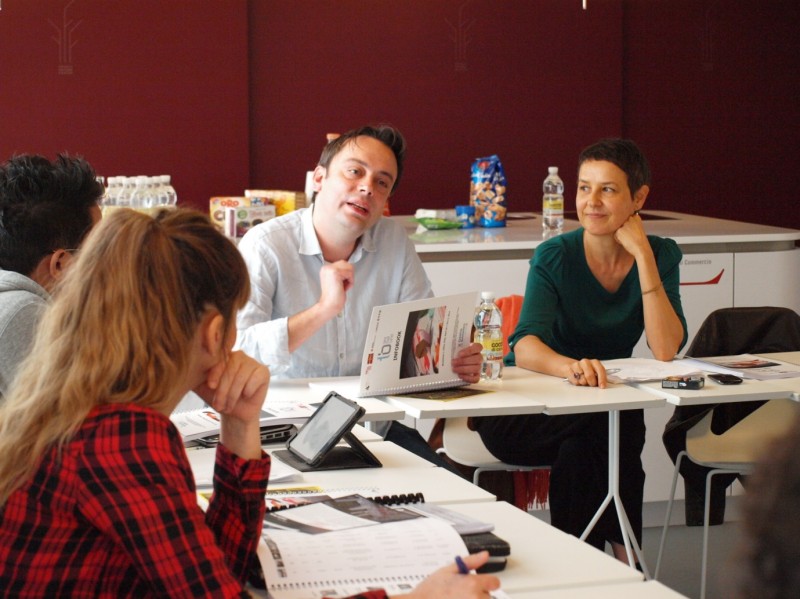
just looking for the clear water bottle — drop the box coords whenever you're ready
[116,176,134,207]
[159,175,178,206]
[474,291,504,380]
[129,176,150,210]
[104,176,121,206]
[542,166,564,237]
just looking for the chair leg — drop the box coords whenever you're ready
[655,451,686,579]
[701,468,726,599]
[473,467,484,487]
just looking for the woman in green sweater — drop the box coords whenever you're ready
[474,138,687,562]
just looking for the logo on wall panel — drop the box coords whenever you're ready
[49,0,82,75]
[446,2,474,72]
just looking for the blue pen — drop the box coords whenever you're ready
[455,555,470,574]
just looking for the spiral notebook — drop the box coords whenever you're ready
[259,517,463,598]
[256,494,509,596]
[353,292,478,397]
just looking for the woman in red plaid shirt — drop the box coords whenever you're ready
[0,208,498,599]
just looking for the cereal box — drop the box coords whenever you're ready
[209,196,269,230]
[469,155,507,227]
[245,189,305,216]
[223,204,276,239]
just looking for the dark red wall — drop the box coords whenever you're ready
[249,0,623,216]
[623,0,800,229]
[2,1,798,230]
[0,0,249,209]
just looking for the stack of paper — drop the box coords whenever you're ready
[602,357,703,384]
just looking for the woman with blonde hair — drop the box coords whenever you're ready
[0,208,498,598]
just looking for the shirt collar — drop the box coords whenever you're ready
[299,206,323,256]
[301,205,378,262]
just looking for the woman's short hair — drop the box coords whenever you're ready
[578,138,651,195]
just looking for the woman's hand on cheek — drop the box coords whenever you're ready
[198,351,270,426]
[614,212,647,255]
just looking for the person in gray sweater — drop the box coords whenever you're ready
[0,154,103,399]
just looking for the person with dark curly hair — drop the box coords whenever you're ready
[0,153,103,399]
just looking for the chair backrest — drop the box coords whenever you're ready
[495,294,524,356]
[686,306,800,357]
[684,307,800,434]
[442,417,504,466]
[687,399,800,465]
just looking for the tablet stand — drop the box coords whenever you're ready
[273,432,382,472]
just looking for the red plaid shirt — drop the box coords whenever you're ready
[0,403,390,599]
[0,403,268,597]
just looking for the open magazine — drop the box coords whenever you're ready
[170,400,315,444]
[357,292,478,397]
[256,494,510,598]
[683,354,800,380]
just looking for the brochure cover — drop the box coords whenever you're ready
[358,292,478,397]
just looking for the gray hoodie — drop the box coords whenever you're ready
[0,270,50,399]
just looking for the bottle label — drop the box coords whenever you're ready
[481,338,503,355]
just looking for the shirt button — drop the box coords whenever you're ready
[339,353,344,359]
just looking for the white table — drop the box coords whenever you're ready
[760,351,800,401]
[632,352,800,407]
[381,366,664,575]
[634,376,792,407]
[268,377,406,423]
[508,580,688,598]
[265,440,438,471]
[448,501,644,593]
[263,440,497,505]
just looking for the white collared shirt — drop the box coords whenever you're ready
[235,207,432,379]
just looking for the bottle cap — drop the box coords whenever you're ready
[548,166,558,174]
[480,291,495,301]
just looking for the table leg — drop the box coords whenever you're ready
[579,410,650,578]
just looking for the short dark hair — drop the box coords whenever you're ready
[578,138,651,195]
[317,124,407,195]
[0,154,104,276]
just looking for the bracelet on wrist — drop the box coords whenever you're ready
[642,282,663,296]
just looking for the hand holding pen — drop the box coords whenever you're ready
[395,551,501,598]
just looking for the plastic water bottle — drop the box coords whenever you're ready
[104,176,121,206]
[159,175,178,206]
[474,291,504,380]
[116,177,133,207]
[542,166,564,237]
[129,176,150,210]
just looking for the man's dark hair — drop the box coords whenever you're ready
[0,154,104,276]
[317,124,407,195]
[578,138,651,195]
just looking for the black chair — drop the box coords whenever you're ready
[661,306,800,526]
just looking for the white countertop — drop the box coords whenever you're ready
[394,210,800,257]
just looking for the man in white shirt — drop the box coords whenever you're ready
[236,125,481,468]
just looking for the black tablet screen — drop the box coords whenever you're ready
[288,393,361,464]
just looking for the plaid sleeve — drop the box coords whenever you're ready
[206,442,270,581]
[77,409,258,597]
